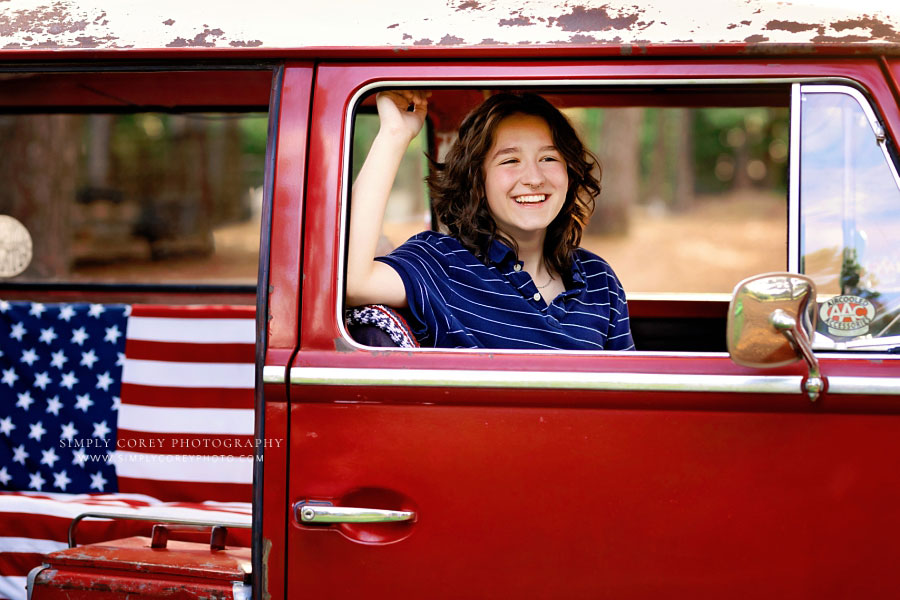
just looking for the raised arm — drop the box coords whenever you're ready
[345,90,428,308]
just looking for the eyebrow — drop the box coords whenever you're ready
[491,145,559,160]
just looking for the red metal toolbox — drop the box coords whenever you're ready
[28,522,250,600]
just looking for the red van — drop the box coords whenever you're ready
[2,2,900,598]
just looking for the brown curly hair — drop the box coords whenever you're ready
[428,92,601,275]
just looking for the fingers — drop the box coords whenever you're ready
[377,90,429,114]
[374,90,430,142]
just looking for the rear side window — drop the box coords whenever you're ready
[0,70,270,288]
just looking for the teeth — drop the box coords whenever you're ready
[515,195,546,204]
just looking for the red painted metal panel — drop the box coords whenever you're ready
[288,402,900,598]
[2,44,900,64]
[285,58,900,598]
[260,398,288,600]
[266,63,312,353]
[0,70,271,109]
[261,61,312,600]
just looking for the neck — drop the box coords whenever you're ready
[513,234,548,280]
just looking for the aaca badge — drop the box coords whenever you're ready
[819,295,876,337]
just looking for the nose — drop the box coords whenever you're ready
[520,158,545,188]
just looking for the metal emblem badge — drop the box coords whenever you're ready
[818,295,876,337]
[0,215,33,278]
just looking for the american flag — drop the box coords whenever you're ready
[1,300,256,600]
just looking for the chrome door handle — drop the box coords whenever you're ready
[296,503,415,524]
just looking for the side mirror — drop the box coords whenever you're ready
[727,272,824,400]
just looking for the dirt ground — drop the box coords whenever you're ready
[586,190,787,294]
[71,189,786,294]
[73,219,262,284]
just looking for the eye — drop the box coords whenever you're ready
[499,158,519,165]
[540,155,560,163]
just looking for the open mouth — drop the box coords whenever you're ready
[514,194,547,204]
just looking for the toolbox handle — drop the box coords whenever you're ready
[68,512,250,548]
[151,523,228,550]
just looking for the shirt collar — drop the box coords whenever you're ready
[486,238,518,267]
[570,252,586,287]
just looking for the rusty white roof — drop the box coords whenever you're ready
[1,0,899,52]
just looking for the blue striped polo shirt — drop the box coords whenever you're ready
[375,231,634,351]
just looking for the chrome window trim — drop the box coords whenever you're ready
[336,75,864,355]
[265,365,900,396]
[828,376,900,396]
[266,365,802,393]
[789,82,802,273]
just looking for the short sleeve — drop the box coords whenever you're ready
[374,233,459,347]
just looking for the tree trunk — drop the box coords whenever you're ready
[0,115,81,279]
[672,108,695,212]
[589,108,642,236]
[646,109,667,207]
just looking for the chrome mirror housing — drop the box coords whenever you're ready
[727,273,824,400]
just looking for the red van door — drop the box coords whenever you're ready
[273,60,900,599]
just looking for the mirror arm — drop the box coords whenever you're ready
[770,309,825,401]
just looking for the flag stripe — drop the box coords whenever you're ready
[129,305,255,319]
[0,573,27,598]
[122,359,254,388]
[126,316,255,344]
[0,538,66,555]
[115,305,256,502]
[112,452,253,483]
[123,340,255,363]
[0,493,252,524]
[118,384,253,408]
[114,479,252,504]
[117,405,255,435]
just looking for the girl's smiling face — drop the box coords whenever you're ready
[482,113,569,246]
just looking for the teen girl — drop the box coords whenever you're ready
[347,90,634,351]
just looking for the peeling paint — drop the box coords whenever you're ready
[438,34,464,44]
[0,0,899,51]
[555,6,641,32]
[831,16,900,42]
[570,33,600,44]
[812,33,870,43]
[766,19,819,33]
[229,39,263,47]
[74,35,115,47]
[499,15,531,27]
[0,2,111,43]
[455,0,483,10]
[166,27,225,48]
